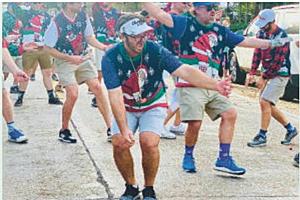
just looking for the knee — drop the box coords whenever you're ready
[112,136,130,151]
[66,89,78,102]
[260,99,271,109]
[221,108,237,121]
[187,121,201,133]
[141,140,159,153]
[89,81,102,94]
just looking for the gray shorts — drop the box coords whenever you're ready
[261,77,289,105]
[111,107,167,136]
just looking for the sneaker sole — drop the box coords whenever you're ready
[170,130,185,135]
[247,143,266,147]
[214,166,246,175]
[160,137,176,140]
[8,138,28,143]
[58,138,77,143]
[281,133,298,145]
[183,168,197,173]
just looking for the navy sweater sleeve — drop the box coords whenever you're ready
[101,51,121,90]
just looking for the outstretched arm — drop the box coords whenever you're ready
[172,64,231,97]
[3,48,29,82]
[143,2,174,28]
[238,37,271,49]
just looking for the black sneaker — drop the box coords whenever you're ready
[14,97,23,107]
[52,73,59,81]
[281,128,298,145]
[30,74,36,81]
[58,129,77,143]
[120,184,140,200]
[294,153,299,167]
[10,85,19,94]
[91,96,97,107]
[107,128,112,142]
[142,187,157,200]
[49,97,63,105]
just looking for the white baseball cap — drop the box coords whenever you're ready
[255,9,275,28]
[120,18,153,36]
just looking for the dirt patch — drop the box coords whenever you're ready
[233,84,299,116]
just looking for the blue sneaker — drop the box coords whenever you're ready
[8,128,28,143]
[281,128,298,145]
[182,154,196,173]
[214,156,246,175]
[247,134,267,147]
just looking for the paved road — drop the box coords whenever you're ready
[2,72,299,200]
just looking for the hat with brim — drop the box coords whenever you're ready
[254,9,275,28]
[120,18,153,36]
[193,2,220,7]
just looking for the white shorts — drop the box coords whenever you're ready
[95,49,105,71]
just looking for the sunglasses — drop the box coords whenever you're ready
[206,5,219,11]
[196,4,219,12]
[125,33,148,40]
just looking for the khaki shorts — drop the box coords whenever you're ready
[261,77,289,105]
[54,58,98,86]
[22,48,52,70]
[95,48,105,71]
[178,87,234,121]
[2,56,23,73]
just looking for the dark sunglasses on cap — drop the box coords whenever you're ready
[206,4,219,11]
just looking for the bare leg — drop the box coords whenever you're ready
[112,135,136,185]
[173,110,181,126]
[219,108,237,143]
[260,99,272,131]
[18,68,32,92]
[140,132,160,186]
[271,105,289,126]
[62,84,78,129]
[185,120,202,146]
[163,108,178,126]
[2,88,13,123]
[86,79,111,128]
[41,68,54,90]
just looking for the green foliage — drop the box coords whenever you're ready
[230,22,248,33]
[112,3,142,12]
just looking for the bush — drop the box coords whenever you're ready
[230,22,248,32]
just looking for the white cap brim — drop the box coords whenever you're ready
[120,18,153,36]
[255,19,268,29]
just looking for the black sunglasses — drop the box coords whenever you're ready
[205,5,219,11]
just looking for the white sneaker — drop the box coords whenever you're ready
[169,123,186,135]
[161,127,176,139]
